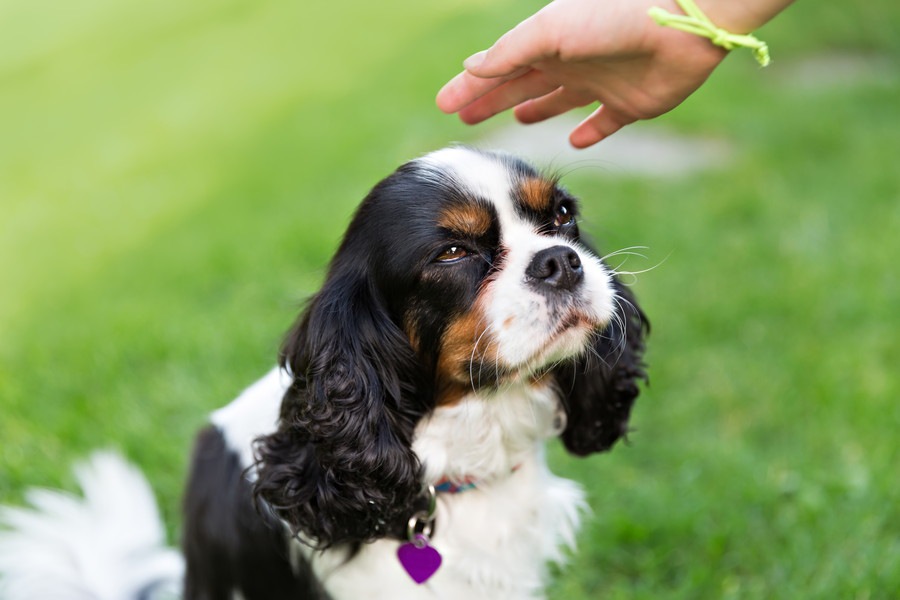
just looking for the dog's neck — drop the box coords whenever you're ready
[413,380,563,488]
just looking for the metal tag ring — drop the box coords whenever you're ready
[424,484,437,519]
[406,510,434,545]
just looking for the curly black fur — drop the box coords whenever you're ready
[557,278,649,455]
[253,269,432,548]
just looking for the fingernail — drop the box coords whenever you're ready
[463,51,486,71]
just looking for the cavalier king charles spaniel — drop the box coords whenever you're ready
[0,146,647,600]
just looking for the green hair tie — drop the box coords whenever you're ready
[649,0,771,67]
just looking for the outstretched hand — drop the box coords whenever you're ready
[436,0,730,148]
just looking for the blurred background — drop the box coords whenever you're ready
[1,0,898,597]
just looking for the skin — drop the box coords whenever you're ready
[436,0,795,148]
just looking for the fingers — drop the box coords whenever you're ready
[436,67,530,115]
[437,8,559,114]
[456,70,560,125]
[513,87,594,124]
[463,9,559,79]
[513,90,633,148]
[569,105,635,148]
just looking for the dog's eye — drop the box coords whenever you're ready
[435,246,469,263]
[554,204,575,228]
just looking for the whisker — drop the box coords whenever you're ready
[469,323,493,393]
[600,246,650,262]
[493,339,503,390]
[608,251,672,285]
[582,331,605,372]
[552,158,618,180]
[610,296,632,360]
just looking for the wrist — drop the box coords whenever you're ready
[647,0,776,66]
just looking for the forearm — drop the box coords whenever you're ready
[695,0,795,34]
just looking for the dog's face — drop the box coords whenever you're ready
[255,147,647,547]
[342,147,617,402]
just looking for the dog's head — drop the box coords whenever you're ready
[254,147,647,547]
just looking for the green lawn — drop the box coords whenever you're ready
[2,1,898,598]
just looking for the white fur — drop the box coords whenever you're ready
[0,453,182,600]
[210,366,289,479]
[420,146,514,210]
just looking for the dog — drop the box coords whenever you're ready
[0,146,647,600]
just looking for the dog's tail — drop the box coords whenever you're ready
[0,452,183,600]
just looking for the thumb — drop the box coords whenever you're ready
[464,10,558,78]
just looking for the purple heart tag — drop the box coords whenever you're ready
[397,535,442,584]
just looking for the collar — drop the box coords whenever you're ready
[433,475,478,494]
[432,464,522,495]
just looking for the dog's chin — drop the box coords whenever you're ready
[508,314,601,381]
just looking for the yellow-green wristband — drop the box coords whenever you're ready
[649,0,771,66]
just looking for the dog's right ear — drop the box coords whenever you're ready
[253,268,430,548]
[556,278,649,456]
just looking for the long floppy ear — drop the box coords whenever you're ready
[557,278,649,456]
[253,270,429,548]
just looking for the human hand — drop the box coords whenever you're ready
[436,0,731,148]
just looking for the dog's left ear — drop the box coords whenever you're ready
[556,278,649,456]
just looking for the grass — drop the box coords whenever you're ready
[2,0,898,598]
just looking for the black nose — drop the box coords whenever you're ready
[526,245,584,292]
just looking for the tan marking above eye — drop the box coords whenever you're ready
[437,204,492,238]
[518,177,555,213]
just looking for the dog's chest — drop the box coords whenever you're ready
[309,387,586,600]
[310,461,585,600]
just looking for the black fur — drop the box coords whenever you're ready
[183,426,331,599]
[252,167,452,548]
[557,279,649,455]
[252,272,431,548]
